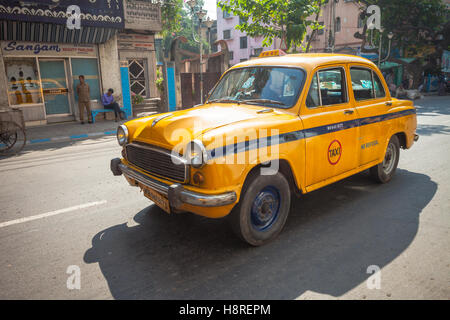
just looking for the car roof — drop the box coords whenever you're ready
[231,53,377,72]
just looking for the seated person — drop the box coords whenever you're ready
[102,88,125,122]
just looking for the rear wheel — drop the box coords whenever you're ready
[370,135,400,183]
[228,171,291,246]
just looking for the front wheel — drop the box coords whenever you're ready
[228,171,291,246]
[370,135,400,183]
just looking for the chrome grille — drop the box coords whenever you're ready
[125,143,187,182]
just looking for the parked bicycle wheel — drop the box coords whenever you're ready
[0,121,26,154]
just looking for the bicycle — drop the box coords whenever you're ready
[0,108,26,155]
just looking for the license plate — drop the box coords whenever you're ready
[143,187,171,214]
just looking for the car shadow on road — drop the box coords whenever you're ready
[416,124,450,136]
[415,97,450,116]
[84,169,437,299]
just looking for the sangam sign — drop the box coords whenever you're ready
[1,41,96,57]
[124,0,162,32]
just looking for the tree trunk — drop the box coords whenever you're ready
[306,3,322,53]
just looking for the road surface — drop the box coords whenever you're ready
[0,96,449,299]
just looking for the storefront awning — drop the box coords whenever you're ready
[0,0,124,29]
[0,20,117,44]
[379,61,401,69]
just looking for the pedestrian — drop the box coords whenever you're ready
[438,74,446,96]
[76,75,92,124]
[101,88,125,122]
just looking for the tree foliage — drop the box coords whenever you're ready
[355,0,448,87]
[218,0,325,50]
[160,0,185,37]
[160,0,210,57]
[356,0,447,54]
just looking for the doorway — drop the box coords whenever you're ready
[128,59,147,97]
[38,60,71,116]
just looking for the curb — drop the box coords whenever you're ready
[28,130,117,145]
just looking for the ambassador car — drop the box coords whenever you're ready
[111,51,418,246]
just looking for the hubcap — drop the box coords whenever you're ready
[250,186,280,231]
[382,143,396,174]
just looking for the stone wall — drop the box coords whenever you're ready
[98,34,123,103]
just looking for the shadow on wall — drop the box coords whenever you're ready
[84,169,436,299]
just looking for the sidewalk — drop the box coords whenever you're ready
[23,95,449,147]
[25,119,127,146]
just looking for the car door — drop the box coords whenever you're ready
[348,65,390,166]
[301,64,359,189]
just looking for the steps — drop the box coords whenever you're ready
[133,98,161,118]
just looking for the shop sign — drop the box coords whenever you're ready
[124,0,162,32]
[118,33,155,51]
[1,41,96,57]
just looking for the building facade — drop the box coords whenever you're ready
[0,0,161,126]
[216,0,363,64]
[304,0,364,54]
[216,5,282,65]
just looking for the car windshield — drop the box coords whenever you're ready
[208,66,305,108]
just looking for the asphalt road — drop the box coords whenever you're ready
[0,96,449,299]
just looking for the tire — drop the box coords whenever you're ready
[370,135,400,183]
[0,121,26,154]
[228,171,291,246]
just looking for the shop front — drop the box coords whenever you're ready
[1,41,102,125]
[0,0,125,126]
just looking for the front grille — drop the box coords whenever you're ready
[125,143,187,182]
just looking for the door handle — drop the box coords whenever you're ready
[385,101,392,106]
[344,109,354,115]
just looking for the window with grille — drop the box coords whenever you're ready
[240,36,247,49]
[223,30,231,40]
[335,17,341,33]
[357,14,364,28]
[253,48,263,56]
[128,59,147,97]
[223,10,232,18]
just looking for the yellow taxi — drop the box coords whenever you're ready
[111,51,418,246]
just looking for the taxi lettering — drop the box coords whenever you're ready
[111,53,418,246]
[328,140,342,165]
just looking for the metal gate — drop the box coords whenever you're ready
[128,59,147,97]
[180,72,221,109]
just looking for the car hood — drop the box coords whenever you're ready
[129,103,289,151]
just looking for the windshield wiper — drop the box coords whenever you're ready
[208,98,240,104]
[241,99,286,106]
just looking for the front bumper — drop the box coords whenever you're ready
[111,158,237,209]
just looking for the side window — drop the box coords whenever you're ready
[350,68,374,101]
[373,72,386,98]
[306,73,320,108]
[306,68,347,108]
[317,68,347,106]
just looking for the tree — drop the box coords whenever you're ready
[218,0,326,50]
[160,0,184,37]
[160,0,209,59]
[354,0,448,88]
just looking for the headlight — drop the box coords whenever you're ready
[185,140,207,168]
[117,125,128,146]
